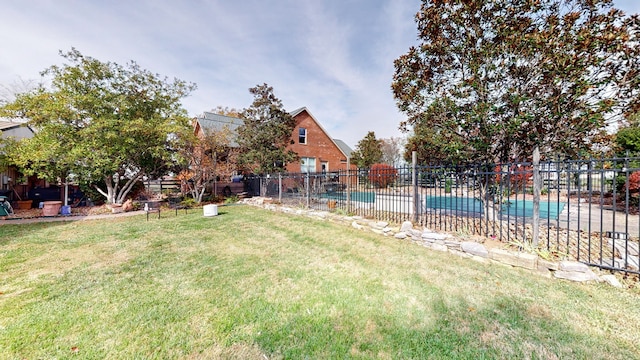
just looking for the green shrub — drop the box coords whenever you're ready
[444,179,453,193]
[180,198,197,208]
[224,195,239,204]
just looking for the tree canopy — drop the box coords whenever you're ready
[0,49,195,204]
[393,0,640,164]
[236,84,297,174]
[350,131,383,168]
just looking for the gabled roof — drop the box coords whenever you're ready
[194,107,354,159]
[332,139,353,158]
[0,121,22,131]
[0,120,34,140]
[196,111,244,132]
[194,111,244,146]
[290,107,353,159]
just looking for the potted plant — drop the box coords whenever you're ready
[42,201,62,216]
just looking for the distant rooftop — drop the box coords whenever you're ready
[195,112,243,146]
[196,112,243,132]
[0,120,34,140]
[333,139,353,158]
[194,109,354,159]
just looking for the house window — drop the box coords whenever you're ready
[300,157,316,173]
[299,127,307,144]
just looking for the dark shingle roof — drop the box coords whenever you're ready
[196,112,243,132]
[194,108,354,159]
[332,139,353,158]
[195,112,243,146]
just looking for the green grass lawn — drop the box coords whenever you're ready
[1,205,639,359]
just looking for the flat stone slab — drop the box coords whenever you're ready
[555,269,599,282]
[559,261,590,273]
[422,232,449,241]
[601,274,623,288]
[461,242,488,258]
[490,248,538,270]
[374,221,389,229]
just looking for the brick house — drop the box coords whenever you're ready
[193,107,355,174]
[285,107,354,173]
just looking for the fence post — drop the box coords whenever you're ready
[278,173,282,203]
[346,158,351,211]
[532,147,541,247]
[412,151,418,223]
[305,172,310,209]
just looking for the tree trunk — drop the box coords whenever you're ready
[95,174,116,204]
[95,173,142,204]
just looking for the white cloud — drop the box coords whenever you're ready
[0,0,637,147]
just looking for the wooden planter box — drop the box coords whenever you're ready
[16,200,32,210]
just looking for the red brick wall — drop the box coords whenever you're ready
[284,110,355,173]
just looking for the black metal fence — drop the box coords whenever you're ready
[256,156,640,275]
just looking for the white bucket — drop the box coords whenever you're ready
[203,204,218,217]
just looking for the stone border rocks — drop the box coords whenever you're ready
[242,197,620,286]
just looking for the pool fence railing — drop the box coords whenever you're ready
[250,154,640,275]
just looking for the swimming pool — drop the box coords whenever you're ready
[425,196,566,220]
[425,196,485,214]
[501,200,566,220]
[321,191,375,203]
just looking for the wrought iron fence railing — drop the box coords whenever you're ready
[251,157,640,275]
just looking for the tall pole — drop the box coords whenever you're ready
[346,157,351,211]
[532,146,541,247]
[412,151,418,223]
[278,173,282,203]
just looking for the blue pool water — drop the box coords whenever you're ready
[501,200,566,220]
[426,196,485,214]
[321,191,375,203]
[425,196,566,220]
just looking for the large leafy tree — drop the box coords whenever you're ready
[393,0,640,163]
[404,122,469,165]
[350,131,383,168]
[236,84,297,174]
[0,49,195,204]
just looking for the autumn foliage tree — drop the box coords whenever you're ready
[368,163,398,188]
[393,0,640,164]
[177,125,236,203]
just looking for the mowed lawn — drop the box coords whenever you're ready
[1,205,639,359]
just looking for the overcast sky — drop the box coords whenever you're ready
[1,0,639,148]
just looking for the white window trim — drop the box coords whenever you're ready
[301,157,316,173]
[299,127,307,144]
